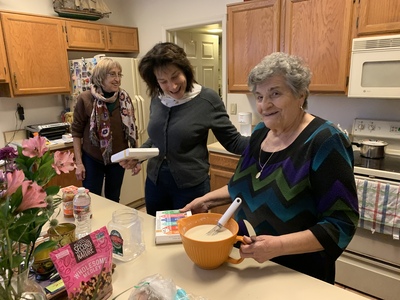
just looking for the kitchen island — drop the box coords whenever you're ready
[56,193,368,300]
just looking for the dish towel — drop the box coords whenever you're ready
[355,178,400,239]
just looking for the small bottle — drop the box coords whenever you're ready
[62,186,75,218]
[107,209,145,262]
[73,187,91,239]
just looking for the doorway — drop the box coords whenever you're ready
[165,22,223,95]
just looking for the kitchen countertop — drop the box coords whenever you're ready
[53,193,369,300]
[207,142,240,156]
[9,138,73,151]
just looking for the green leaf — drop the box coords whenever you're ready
[33,240,57,256]
[46,185,61,196]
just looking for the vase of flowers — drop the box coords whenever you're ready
[0,135,76,299]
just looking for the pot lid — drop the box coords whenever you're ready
[360,139,388,146]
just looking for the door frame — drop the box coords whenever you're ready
[162,15,227,106]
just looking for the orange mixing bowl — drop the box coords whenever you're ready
[177,213,245,270]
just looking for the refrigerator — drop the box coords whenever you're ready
[69,55,149,207]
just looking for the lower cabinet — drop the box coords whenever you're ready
[209,151,239,214]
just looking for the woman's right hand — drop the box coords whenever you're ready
[75,163,86,181]
[180,196,209,214]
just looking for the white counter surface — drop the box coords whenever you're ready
[54,194,369,300]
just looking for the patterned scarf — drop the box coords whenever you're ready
[89,84,137,164]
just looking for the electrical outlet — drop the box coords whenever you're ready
[17,104,25,121]
[230,103,237,115]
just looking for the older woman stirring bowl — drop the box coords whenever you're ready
[181,52,359,284]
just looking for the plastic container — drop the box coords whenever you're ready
[73,187,91,239]
[107,209,145,262]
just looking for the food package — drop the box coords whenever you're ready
[129,274,208,300]
[50,226,113,299]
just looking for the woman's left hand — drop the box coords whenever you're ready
[240,235,283,263]
[119,159,142,175]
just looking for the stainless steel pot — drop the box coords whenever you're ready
[352,139,388,158]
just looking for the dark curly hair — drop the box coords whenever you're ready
[138,42,197,98]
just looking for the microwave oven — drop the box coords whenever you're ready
[348,34,400,99]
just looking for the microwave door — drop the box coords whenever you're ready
[348,50,400,98]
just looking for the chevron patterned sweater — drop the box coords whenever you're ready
[228,116,359,283]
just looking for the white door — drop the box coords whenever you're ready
[175,32,220,96]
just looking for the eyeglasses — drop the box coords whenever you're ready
[107,73,124,79]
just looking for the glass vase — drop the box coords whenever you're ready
[0,268,47,300]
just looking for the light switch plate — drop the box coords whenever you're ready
[230,103,237,115]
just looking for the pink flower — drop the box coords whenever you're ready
[6,169,25,195]
[22,136,48,158]
[52,151,76,175]
[16,180,47,212]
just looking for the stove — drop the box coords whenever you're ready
[335,118,400,300]
[351,118,400,181]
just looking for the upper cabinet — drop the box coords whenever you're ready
[65,20,139,52]
[0,13,71,97]
[0,11,140,97]
[356,0,400,36]
[227,0,353,93]
[284,0,353,93]
[227,0,280,92]
[106,25,139,52]
[0,21,9,82]
[65,20,107,50]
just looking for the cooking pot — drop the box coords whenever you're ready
[352,139,388,159]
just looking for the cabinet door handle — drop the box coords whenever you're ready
[109,32,112,43]
[13,73,17,88]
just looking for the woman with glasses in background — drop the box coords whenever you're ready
[72,58,140,202]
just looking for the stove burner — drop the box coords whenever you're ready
[354,151,400,173]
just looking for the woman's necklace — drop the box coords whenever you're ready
[255,148,275,179]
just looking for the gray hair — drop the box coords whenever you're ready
[247,52,311,109]
[90,58,122,88]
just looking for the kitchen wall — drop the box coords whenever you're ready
[1,0,400,147]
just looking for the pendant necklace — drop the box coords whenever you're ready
[255,147,275,179]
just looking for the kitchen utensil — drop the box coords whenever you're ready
[243,219,257,244]
[353,139,388,158]
[206,197,242,235]
[177,212,248,269]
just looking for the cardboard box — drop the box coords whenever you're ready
[155,210,192,245]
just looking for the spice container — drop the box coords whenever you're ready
[61,186,77,218]
[107,209,145,262]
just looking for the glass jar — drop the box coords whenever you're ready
[107,209,145,262]
[62,186,76,218]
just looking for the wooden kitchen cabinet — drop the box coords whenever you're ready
[0,13,70,97]
[65,21,139,53]
[0,21,9,82]
[355,0,400,36]
[65,20,107,50]
[106,25,139,52]
[284,0,353,92]
[227,0,280,92]
[227,0,354,93]
[209,151,239,214]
